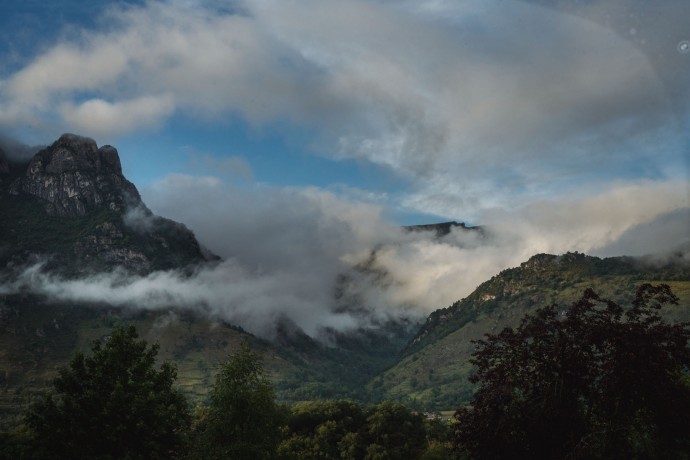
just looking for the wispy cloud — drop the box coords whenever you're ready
[2,172,686,339]
[1,0,687,339]
[1,0,687,214]
[59,95,175,137]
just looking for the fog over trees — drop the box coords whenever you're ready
[2,284,687,459]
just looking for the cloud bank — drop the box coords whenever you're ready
[6,175,686,341]
[1,0,688,340]
[1,0,687,215]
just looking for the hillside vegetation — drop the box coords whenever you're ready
[4,282,687,459]
[369,252,690,409]
[0,293,418,429]
[3,251,688,430]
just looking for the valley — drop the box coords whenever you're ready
[1,134,689,441]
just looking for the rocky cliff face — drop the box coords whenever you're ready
[0,134,213,275]
[10,134,140,216]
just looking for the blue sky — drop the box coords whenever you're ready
[1,0,689,335]
[2,0,688,225]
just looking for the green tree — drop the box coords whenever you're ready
[362,401,426,460]
[27,325,190,460]
[454,284,690,459]
[276,400,436,460]
[277,400,366,459]
[191,342,283,459]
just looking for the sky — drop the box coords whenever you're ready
[1,0,689,338]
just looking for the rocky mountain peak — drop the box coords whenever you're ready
[12,133,140,216]
[1,133,213,274]
[40,133,122,176]
[404,221,483,238]
[521,253,557,271]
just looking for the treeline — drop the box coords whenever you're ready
[0,327,457,459]
[1,284,689,459]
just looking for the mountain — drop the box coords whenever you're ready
[0,134,212,275]
[1,133,688,429]
[0,135,419,427]
[403,221,483,238]
[368,252,690,410]
[0,134,231,427]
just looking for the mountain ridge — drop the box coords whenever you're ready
[403,221,483,238]
[0,134,211,275]
[1,133,688,428]
[406,251,676,352]
[10,133,138,217]
[368,251,690,409]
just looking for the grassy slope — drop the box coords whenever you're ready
[273,319,418,403]
[369,253,690,410]
[1,253,688,427]
[0,294,418,429]
[0,297,302,429]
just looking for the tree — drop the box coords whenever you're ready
[28,325,190,460]
[454,284,690,459]
[276,400,430,460]
[277,400,366,459]
[361,401,426,460]
[190,341,283,459]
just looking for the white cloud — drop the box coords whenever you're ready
[0,1,687,335]
[59,95,175,137]
[482,180,690,258]
[5,39,130,110]
[6,260,361,338]
[2,172,686,339]
[595,207,690,257]
[140,174,690,326]
[185,152,254,180]
[1,0,686,214]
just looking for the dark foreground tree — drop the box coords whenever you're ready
[454,284,690,460]
[277,400,432,460]
[189,342,284,460]
[28,325,190,459]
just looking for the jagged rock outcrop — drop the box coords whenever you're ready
[404,221,483,238]
[10,134,140,216]
[0,133,214,274]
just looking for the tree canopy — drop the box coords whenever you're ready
[27,325,190,460]
[189,341,284,460]
[454,284,690,459]
[277,400,430,460]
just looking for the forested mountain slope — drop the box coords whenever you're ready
[368,251,690,409]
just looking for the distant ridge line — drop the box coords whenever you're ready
[403,221,481,237]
